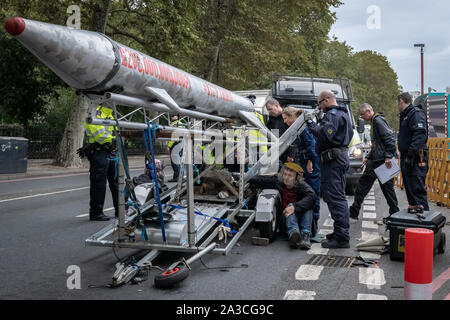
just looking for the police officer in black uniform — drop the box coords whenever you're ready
[349,103,399,220]
[306,90,353,248]
[397,92,429,211]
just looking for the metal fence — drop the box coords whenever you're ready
[0,125,167,159]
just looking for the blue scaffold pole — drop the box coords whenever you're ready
[144,122,167,243]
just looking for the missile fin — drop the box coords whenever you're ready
[144,86,181,114]
[238,110,278,142]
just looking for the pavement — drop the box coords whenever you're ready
[0,154,171,181]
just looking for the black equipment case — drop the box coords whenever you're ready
[385,209,446,261]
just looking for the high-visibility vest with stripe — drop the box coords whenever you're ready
[203,144,224,168]
[250,111,268,153]
[84,106,116,145]
[168,120,184,148]
[230,112,268,153]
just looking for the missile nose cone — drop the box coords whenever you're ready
[5,17,25,36]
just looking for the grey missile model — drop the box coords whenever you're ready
[4,16,256,122]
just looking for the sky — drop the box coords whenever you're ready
[329,0,450,93]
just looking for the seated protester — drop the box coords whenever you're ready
[282,107,321,236]
[249,162,316,250]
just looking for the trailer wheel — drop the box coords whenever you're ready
[154,265,189,289]
[437,232,446,254]
[258,202,279,242]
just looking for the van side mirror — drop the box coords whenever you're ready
[357,118,365,134]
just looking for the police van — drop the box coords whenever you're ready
[270,76,365,195]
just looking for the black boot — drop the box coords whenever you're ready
[90,213,110,221]
[300,232,311,250]
[321,238,350,249]
[288,230,300,249]
[349,205,359,220]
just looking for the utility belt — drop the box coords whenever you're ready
[320,147,348,163]
[91,141,117,153]
[77,141,117,158]
[403,148,428,169]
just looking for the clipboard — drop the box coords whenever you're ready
[374,158,400,184]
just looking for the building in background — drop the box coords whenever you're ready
[408,91,422,102]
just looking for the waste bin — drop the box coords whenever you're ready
[0,136,28,174]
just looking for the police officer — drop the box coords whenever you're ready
[349,103,399,220]
[397,92,429,211]
[83,104,118,221]
[306,90,353,248]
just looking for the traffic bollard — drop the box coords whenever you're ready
[404,228,434,300]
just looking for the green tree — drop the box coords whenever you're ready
[351,50,401,129]
[0,0,71,125]
[319,38,401,129]
[190,0,342,90]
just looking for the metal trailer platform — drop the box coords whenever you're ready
[83,92,308,287]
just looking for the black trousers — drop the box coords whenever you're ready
[400,156,429,210]
[169,142,180,179]
[321,155,350,242]
[350,159,399,217]
[87,148,119,218]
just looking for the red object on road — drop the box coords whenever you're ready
[404,228,434,300]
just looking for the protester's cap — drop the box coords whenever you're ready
[284,162,303,174]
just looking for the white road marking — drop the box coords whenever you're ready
[366,195,375,200]
[357,293,387,300]
[363,205,376,211]
[76,207,114,218]
[359,267,386,289]
[295,265,324,281]
[307,243,329,255]
[362,221,379,230]
[284,290,316,300]
[363,200,376,205]
[363,211,377,219]
[0,186,89,203]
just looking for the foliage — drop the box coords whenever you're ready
[319,37,401,129]
[1,0,401,134]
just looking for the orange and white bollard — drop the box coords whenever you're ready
[404,228,434,300]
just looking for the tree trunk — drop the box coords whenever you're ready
[90,0,112,33]
[53,0,112,167]
[205,40,222,82]
[54,94,89,167]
